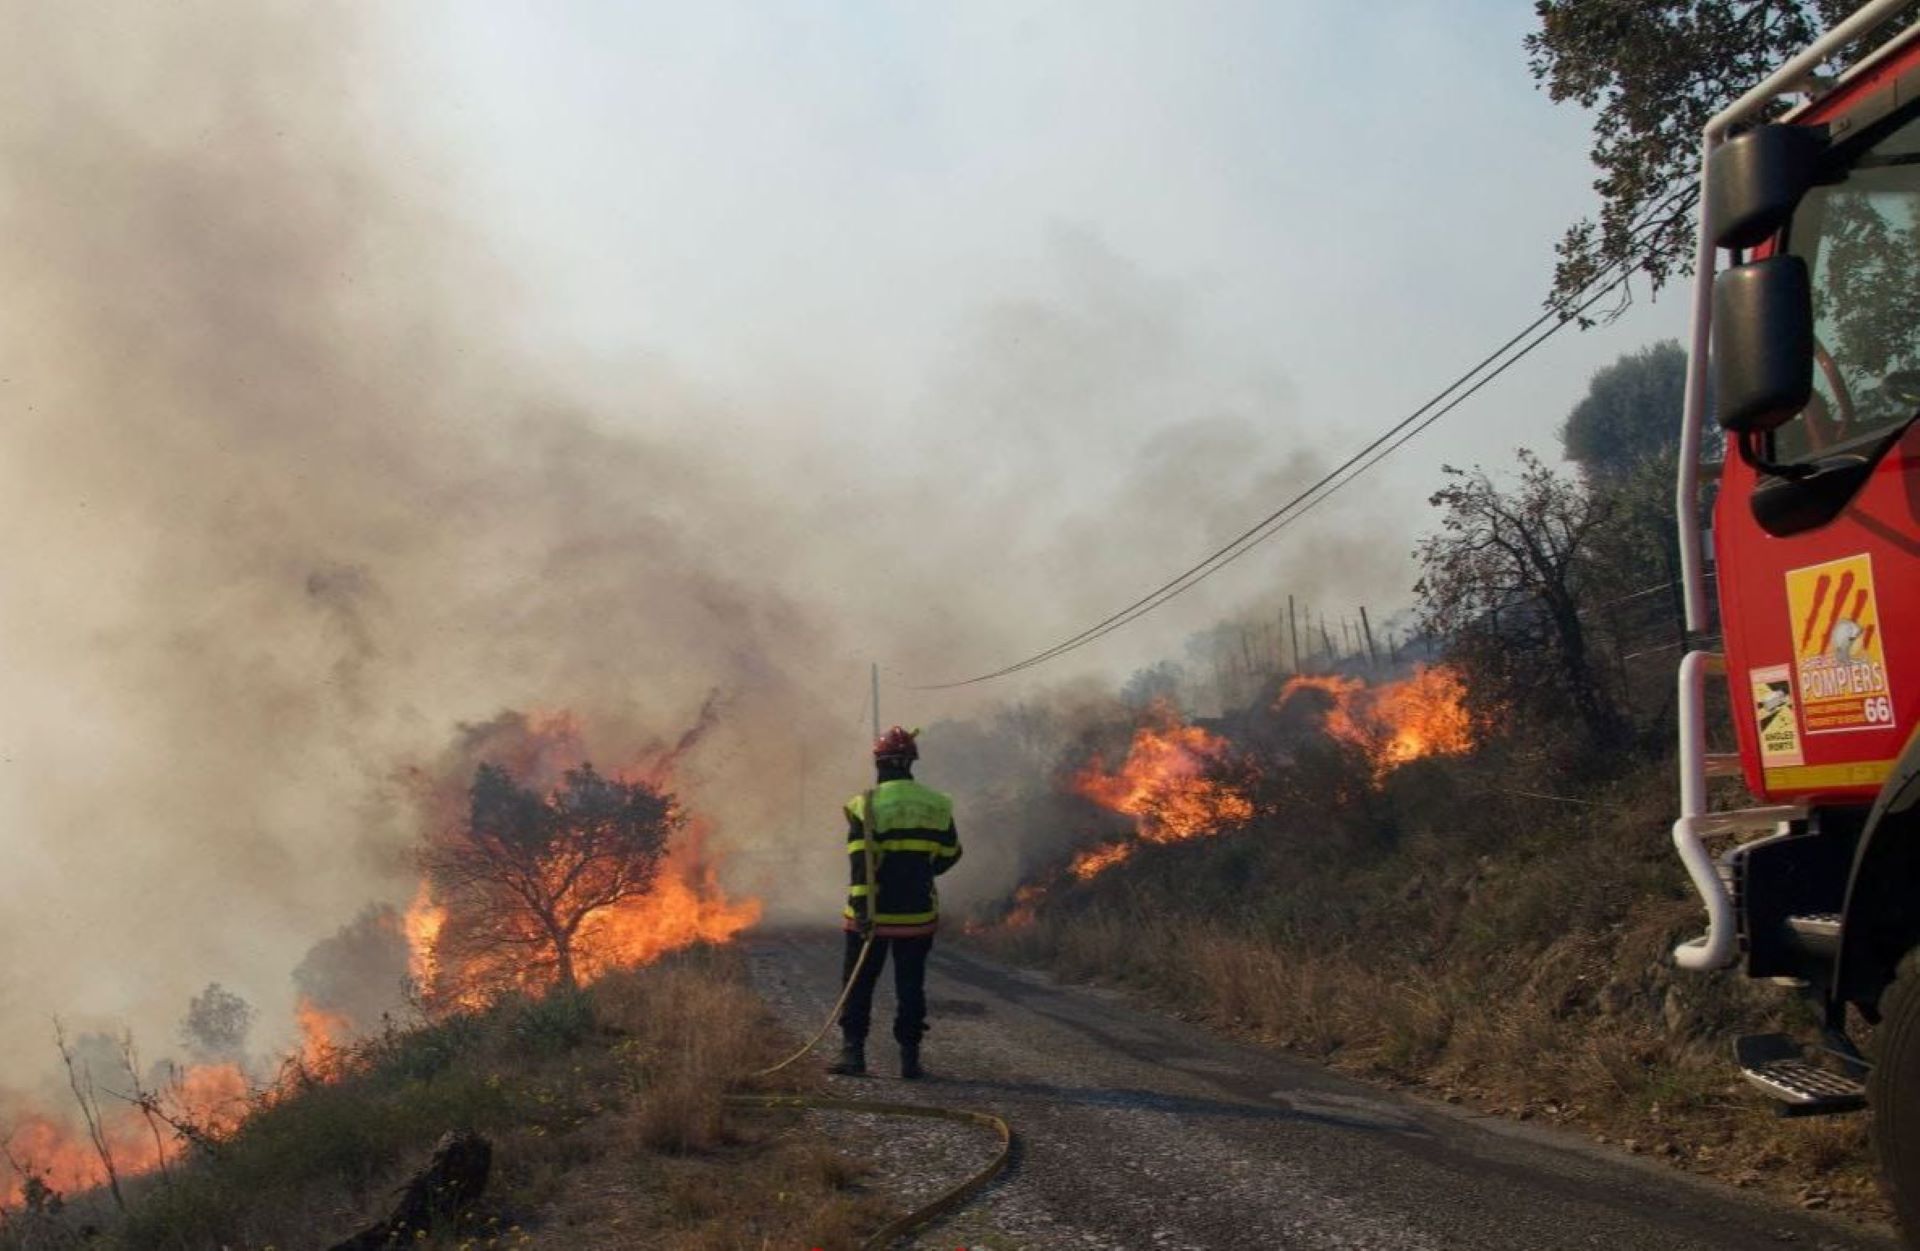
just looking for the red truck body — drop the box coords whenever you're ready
[1717,39,1920,807]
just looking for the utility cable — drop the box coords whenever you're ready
[915,187,1700,690]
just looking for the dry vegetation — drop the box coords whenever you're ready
[975,744,1885,1222]
[0,948,887,1251]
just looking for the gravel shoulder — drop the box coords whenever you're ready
[746,930,1901,1251]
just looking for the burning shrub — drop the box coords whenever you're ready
[1072,701,1255,845]
[1275,663,1474,780]
[421,761,681,1002]
[405,711,761,1015]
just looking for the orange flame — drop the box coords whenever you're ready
[294,996,353,1078]
[407,834,760,1012]
[402,880,445,996]
[2,1058,252,1208]
[1004,883,1046,928]
[1073,703,1253,845]
[1069,842,1135,879]
[2,708,762,1213]
[570,836,761,982]
[1277,663,1472,778]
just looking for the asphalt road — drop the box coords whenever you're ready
[746,932,1900,1251]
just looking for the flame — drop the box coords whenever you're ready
[1,1058,252,1208]
[1069,842,1134,879]
[570,836,761,982]
[407,836,759,1012]
[2,707,762,1212]
[1277,663,1473,778]
[294,996,353,1077]
[1073,702,1254,845]
[1004,883,1045,928]
[402,880,446,997]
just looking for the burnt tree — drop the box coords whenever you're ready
[424,762,679,995]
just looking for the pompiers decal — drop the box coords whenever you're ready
[1749,663,1805,766]
[1785,554,1897,734]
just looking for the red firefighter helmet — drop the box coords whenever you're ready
[873,725,919,763]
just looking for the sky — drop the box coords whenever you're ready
[0,1,1690,1074]
[381,0,1687,686]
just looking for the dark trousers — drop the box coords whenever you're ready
[839,931,933,1046]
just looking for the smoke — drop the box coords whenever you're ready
[0,1,1403,1090]
[291,907,411,1039]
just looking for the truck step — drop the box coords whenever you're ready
[1735,1034,1866,1117]
[1783,912,1842,960]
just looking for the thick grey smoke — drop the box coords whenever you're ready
[0,1,1402,1086]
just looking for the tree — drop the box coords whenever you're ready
[178,983,255,1064]
[1559,340,1689,482]
[292,905,412,1036]
[1526,0,1884,310]
[1415,451,1623,745]
[423,762,679,994]
[1121,660,1185,711]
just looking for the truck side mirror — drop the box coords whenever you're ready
[1707,124,1830,250]
[1713,255,1813,434]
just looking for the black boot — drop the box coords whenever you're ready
[827,1040,866,1076]
[899,1043,924,1080]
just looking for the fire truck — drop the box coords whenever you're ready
[1672,0,1920,1231]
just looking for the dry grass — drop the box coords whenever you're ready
[977,755,1889,1225]
[2,947,887,1251]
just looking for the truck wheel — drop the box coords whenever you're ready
[1873,949,1920,1240]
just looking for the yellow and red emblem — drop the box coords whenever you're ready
[1785,553,1897,735]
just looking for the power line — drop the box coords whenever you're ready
[915,188,1699,690]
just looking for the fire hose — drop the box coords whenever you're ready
[722,793,1014,1250]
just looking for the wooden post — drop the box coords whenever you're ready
[1359,606,1379,668]
[1288,596,1301,674]
[1320,616,1334,660]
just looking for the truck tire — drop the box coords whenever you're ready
[1873,949,1920,1241]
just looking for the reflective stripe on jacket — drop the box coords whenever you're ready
[844,779,962,935]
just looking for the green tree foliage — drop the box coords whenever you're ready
[1415,451,1623,746]
[1558,342,1697,651]
[179,983,256,1064]
[1559,340,1689,482]
[1527,0,1885,308]
[424,763,680,993]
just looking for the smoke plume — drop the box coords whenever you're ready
[0,1,1401,1086]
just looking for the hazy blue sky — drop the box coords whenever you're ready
[375,1,1687,677]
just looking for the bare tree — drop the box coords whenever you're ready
[1415,451,1622,746]
[53,1021,124,1214]
[423,762,680,996]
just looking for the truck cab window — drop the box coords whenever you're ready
[1776,106,1920,463]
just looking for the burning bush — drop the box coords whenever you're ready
[420,761,681,1000]
[408,711,761,1012]
[1072,702,1255,845]
[1275,663,1474,779]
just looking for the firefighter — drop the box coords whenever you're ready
[828,726,962,1079]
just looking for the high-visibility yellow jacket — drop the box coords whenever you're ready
[843,778,962,936]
